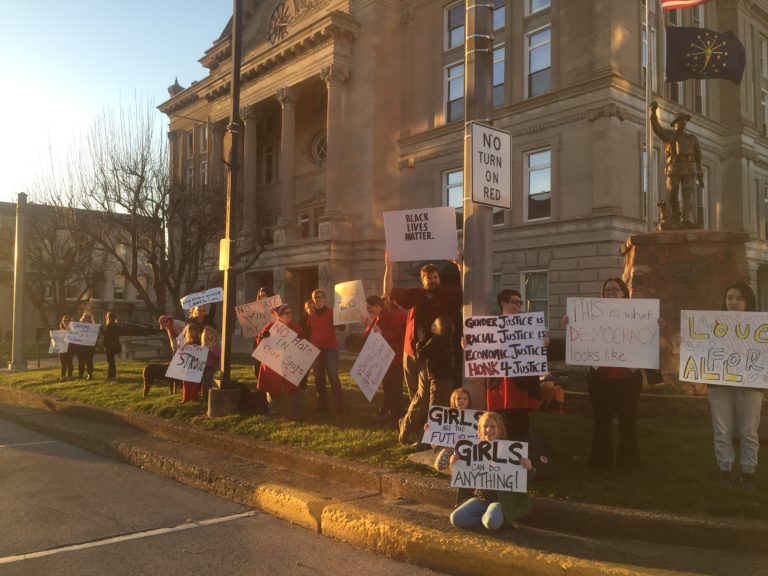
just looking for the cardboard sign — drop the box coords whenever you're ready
[565,297,660,369]
[350,330,396,402]
[64,322,101,346]
[450,439,529,493]
[463,313,548,378]
[421,406,483,447]
[252,322,321,387]
[334,280,369,325]
[679,310,768,389]
[49,330,69,354]
[235,295,283,337]
[383,207,458,262]
[165,344,209,383]
[180,287,224,310]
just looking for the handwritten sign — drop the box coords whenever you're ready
[350,330,395,402]
[383,207,458,262]
[565,297,660,369]
[252,322,321,387]
[49,330,69,353]
[679,310,768,389]
[235,295,282,337]
[165,344,209,383]
[64,322,101,346]
[180,287,224,310]
[334,280,368,325]
[421,406,483,447]
[463,313,548,378]
[450,439,529,493]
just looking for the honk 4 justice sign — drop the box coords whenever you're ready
[450,439,529,493]
[679,310,768,389]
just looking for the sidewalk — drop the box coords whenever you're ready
[0,386,765,575]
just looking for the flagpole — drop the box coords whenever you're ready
[645,0,654,232]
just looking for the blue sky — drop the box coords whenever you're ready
[0,0,231,203]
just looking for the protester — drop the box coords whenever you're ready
[101,311,122,380]
[384,251,462,444]
[256,304,305,420]
[180,322,203,403]
[448,412,533,530]
[189,304,216,329]
[434,388,474,473]
[708,282,763,489]
[251,288,272,379]
[76,312,97,381]
[307,289,345,414]
[364,295,406,424]
[201,325,221,399]
[58,315,74,381]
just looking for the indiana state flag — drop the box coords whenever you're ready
[666,26,746,84]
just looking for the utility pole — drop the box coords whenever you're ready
[462,3,494,407]
[8,192,27,371]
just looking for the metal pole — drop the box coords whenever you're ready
[219,0,243,388]
[645,0,654,231]
[462,2,494,408]
[8,192,27,371]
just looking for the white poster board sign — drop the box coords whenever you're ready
[334,280,369,325]
[679,310,768,389]
[450,439,529,493]
[180,287,224,310]
[252,322,321,387]
[383,207,458,262]
[235,295,282,337]
[64,322,101,346]
[471,122,511,209]
[165,344,209,383]
[463,313,548,378]
[350,330,396,402]
[49,330,69,353]
[565,297,660,369]
[421,406,483,447]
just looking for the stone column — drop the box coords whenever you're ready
[8,192,27,371]
[275,86,299,245]
[320,65,349,220]
[241,105,260,242]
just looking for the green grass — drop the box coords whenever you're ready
[1,359,765,520]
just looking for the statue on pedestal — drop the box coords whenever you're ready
[650,101,703,229]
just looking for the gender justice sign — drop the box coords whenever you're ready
[463,312,548,378]
[450,439,529,493]
[679,310,768,389]
[421,406,482,448]
[565,297,660,369]
[383,206,458,262]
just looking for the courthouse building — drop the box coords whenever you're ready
[159,0,768,335]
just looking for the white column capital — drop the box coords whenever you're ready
[320,65,350,88]
[277,86,295,108]
[240,104,262,123]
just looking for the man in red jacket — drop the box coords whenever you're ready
[307,289,345,414]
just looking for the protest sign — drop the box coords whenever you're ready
[48,330,69,353]
[235,295,282,337]
[334,280,368,325]
[421,406,483,447]
[180,287,224,310]
[165,344,209,383]
[383,206,458,262]
[252,321,321,387]
[350,330,395,402]
[64,322,101,346]
[679,310,768,389]
[565,297,660,369]
[450,439,529,493]
[463,312,547,378]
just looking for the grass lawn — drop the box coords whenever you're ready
[1,356,765,520]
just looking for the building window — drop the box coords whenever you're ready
[186,164,194,186]
[528,0,550,15]
[43,283,52,298]
[114,275,126,300]
[493,45,505,107]
[522,270,549,327]
[642,26,657,91]
[762,90,768,136]
[446,2,465,50]
[200,161,208,186]
[263,144,275,184]
[761,36,768,79]
[667,8,679,26]
[314,207,324,237]
[694,80,707,115]
[669,81,683,104]
[446,62,465,123]
[65,282,78,300]
[298,212,311,239]
[200,124,209,154]
[308,131,327,165]
[493,0,505,30]
[642,146,659,220]
[186,131,194,158]
[527,27,551,98]
[525,149,551,221]
[444,169,464,230]
[91,279,103,300]
[692,5,704,28]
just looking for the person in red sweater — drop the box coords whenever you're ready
[306,289,345,414]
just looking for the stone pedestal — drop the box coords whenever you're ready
[622,230,750,391]
[208,385,242,417]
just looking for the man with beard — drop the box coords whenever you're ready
[383,251,462,445]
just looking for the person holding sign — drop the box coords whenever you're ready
[707,283,762,489]
[307,289,345,414]
[434,388,474,473]
[76,312,98,381]
[179,323,204,402]
[101,312,122,380]
[58,315,74,381]
[364,296,406,424]
[448,412,534,530]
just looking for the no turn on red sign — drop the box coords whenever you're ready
[470,122,511,210]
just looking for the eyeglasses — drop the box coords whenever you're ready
[508,299,523,305]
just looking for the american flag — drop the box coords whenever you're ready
[660,0,713,10]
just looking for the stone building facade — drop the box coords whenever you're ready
[159,0,768,337]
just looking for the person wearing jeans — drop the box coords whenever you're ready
[306,289,345,414]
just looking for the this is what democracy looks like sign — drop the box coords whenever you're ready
[180,287,224,310]
[450,439,529,493]
[421,406,482,448]
[463,313,548,378]
[64,322,101,347]
[383,207,458,262]
[252,322,321,387]
[679,310,768,389]
[565,297,660,369]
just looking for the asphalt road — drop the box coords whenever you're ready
[0,417,443,576]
